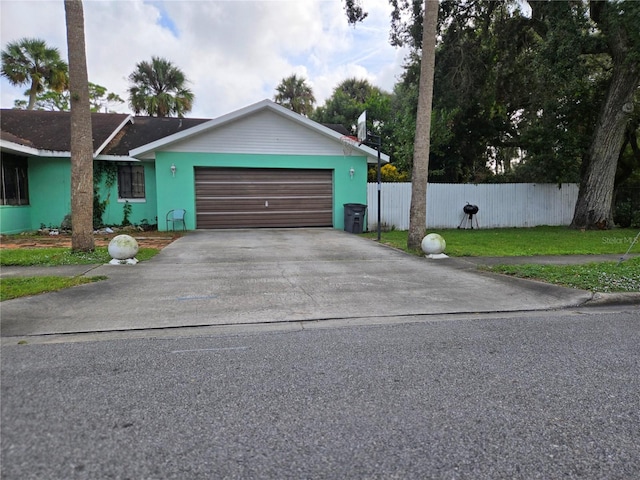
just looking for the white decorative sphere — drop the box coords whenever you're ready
[421,233,446,255]
[108,234,139,260]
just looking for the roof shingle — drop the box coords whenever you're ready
[101,116,209,156]
[1,109,130,153]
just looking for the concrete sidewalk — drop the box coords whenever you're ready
[0,229,637,337]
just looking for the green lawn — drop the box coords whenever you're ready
[0,247,158,266]
[482,257,640,293]
[0,275,107,302]
[362,226,640,293]
[0,247,160,301]
[362,226,640,256]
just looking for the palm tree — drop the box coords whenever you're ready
[334,78,373,103]
[1,38,68,110]
[65,0,94,252]
[407,0,438,250]
[128,56,194,117]
[274,74,316,116]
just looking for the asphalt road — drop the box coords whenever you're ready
[2,307,639,479]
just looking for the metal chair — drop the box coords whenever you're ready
[166,209,186,231]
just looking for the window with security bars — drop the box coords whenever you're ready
[117,164,145,199]
[1,153,29,205]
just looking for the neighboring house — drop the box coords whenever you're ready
[0,99,387,234]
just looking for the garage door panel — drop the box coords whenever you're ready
[195,168,333,229]
[196,184,331,197]
[197,198,332,213]
[197,169,329,180]
[196,208,333,228]
[198,211,332,229]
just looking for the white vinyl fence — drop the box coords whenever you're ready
[366,183,579,230]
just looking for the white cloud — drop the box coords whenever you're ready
[1,0,409,118]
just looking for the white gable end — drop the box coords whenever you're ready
[161,110,347,156]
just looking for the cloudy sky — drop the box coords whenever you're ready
[1,0,410,118]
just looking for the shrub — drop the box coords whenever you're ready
[368,164,409,182]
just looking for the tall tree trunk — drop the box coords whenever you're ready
[65,0,94,251]
[407,0,438,249]
[571,2,640,230]
[27,79,38,110]
[571,64,639,229]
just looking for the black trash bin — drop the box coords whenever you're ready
[344,203,368,234]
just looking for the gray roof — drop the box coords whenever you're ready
[100,116,209,156]
[1,109,131,153]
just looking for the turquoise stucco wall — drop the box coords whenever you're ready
[0,205,32,234]
[154,152,369,231]
[29,157,72,230]
[99,162,157,227]
[0,158,158,234]
[0,153,368,234]
[0,156,69,234]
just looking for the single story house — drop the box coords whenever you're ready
[0,99,388,234]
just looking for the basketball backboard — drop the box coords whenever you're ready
[357,110,367,143]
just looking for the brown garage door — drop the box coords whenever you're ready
[195,168,333,228]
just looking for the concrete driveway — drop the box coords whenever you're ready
[0,229,592,337]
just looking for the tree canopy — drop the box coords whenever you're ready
[13,82,124,112]
[274,74,316,116]
[348,0,640,229]
[1,38,68,110]
[312,77,392,139]
[128,56,194,117]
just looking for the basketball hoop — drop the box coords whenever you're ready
[340,135,359,156]
[357,111,367,143]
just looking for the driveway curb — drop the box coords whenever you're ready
[583,292,640,307]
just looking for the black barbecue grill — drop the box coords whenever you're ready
[458,203,479,229]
